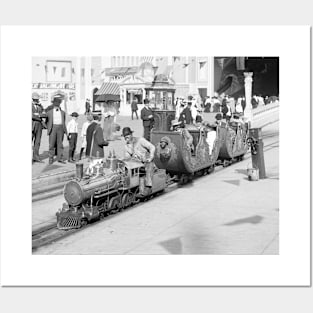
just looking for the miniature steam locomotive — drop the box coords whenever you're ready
[57,152,167,230]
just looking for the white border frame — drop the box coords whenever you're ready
[0,26,311,286]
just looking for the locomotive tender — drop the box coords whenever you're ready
[57,110,249,230]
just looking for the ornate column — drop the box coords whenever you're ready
[244,72,253,121]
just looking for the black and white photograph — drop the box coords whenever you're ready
[1,25,310,288]
[31,56,280,255]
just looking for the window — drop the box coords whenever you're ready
[199,61,207,80]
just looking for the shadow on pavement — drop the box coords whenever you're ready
[224,215,263,226]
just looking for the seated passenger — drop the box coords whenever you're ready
[214,112,223,126]
[195,115,204,128]
[205,123,217,155]
[171,119,194,152]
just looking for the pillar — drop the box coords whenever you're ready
[75,57,82,113]
[142,88,146,102]
[244,72,253,122]
[85,56,92,110]
[207,56,214,97]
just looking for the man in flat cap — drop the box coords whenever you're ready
[85,110,109,159]
[32,92,46,163]
[46,94,68,164]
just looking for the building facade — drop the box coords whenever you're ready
[32,56,102,114]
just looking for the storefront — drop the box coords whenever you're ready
[32,82,78,114]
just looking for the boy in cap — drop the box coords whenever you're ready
[67,112,79,162]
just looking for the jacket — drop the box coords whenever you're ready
[46,107,67,136]
[85,122,109,158]
[32,103,45,131]
[141,106,154,127]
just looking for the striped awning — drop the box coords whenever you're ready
[95,82,120,96]
[95,82,120,102]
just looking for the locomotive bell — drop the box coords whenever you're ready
[64,181,84,206]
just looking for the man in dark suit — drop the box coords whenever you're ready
[85,111,109,158]
[140,98,154,141]
[32,92,46,163]
[46,94,67,164]
[179,101,193,125]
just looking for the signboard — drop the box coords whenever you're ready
[32,83,75,90]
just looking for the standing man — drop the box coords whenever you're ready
[85,111,109,159]
[179,101,193,125]
[140,98,154,141]
[131,98,139,120]
[46,94,67,164]
[122,126,155,195]
[32,92,45,163]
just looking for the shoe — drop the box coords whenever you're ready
[71,158,76,162]
[68,159,75,163]
[57,160,66,164]
[33,158,44,163]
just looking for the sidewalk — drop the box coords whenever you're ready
[33,121,279,254]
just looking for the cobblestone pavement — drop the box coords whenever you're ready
[33,122,279,255]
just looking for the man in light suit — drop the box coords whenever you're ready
[46,94,68,164]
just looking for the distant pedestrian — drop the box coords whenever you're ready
[79,113,93,160]
[131,98,139,120]
[32,92,46,163]
[140,98,154,141]
[46,94,68,164]
[85,99,91,115]
[179,101,193,124]
[67,112,79,163]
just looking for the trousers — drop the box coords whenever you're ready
[32,121,42,160]
[49,125,64,161]
[68,133,78,160]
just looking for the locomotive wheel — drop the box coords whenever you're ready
[80,218,88,227]
[208,165,215,174]
[122,194,130,209]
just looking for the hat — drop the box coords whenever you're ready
[187,101,192,106]
[233,113,240,119]
[92,110,102,116]
[52,94,63,105]
[215,113,223,120]
[160,136,170,144]
[32,92,40,100]
[171,119,182,127]
[144,98,149,104]
[71,112,79,117]
[122,127,134,137]
[206,122,217,129]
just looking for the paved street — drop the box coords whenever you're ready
[33,121,279,255]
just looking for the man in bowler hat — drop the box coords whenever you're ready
[140,98,154,141]
[122,126,155,195]
[46,94,68,164]
[32,92,46,163]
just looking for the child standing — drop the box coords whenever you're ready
[79,113,93,160]
[67,112,79,163]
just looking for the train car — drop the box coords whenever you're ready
[217,119,249,165]
[151,110,221,181]
[56,152,167,230]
